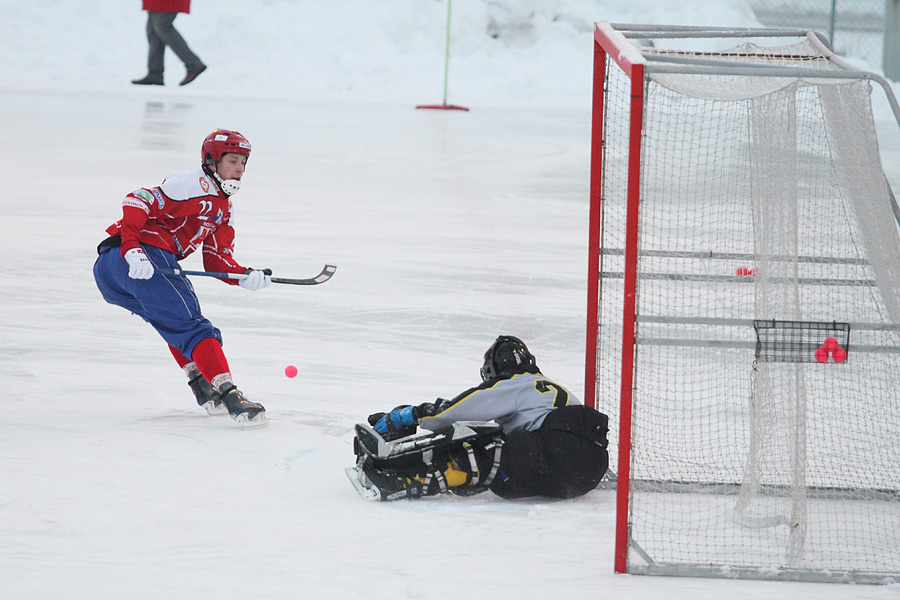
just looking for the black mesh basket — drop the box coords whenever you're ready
[753,320,850,363]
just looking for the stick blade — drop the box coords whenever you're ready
[270,264,337,286]
[316,264,337,283]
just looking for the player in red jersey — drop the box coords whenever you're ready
[93,129,270,428]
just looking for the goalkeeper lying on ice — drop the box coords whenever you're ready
[346,336,609,501]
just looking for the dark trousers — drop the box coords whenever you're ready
[146,12,203,76]
[489,405,609,500]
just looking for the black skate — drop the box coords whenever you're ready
[219,385,268,429]
[188,372,228,416]
[345,457,425,501]
[345,421,505,501]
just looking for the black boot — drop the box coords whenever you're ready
[131,74,164,85]
[219,385,267,429]
[179,64,206,86]
[188,372,227,416]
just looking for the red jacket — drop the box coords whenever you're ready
[143,0,190,14]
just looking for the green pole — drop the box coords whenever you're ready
[416,0,468,110]
[442,0,453,105]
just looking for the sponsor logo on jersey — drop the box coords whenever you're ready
[151,188,165,209]
[199,177,210,193]
[133,189,154,204]
[123,197,150,213]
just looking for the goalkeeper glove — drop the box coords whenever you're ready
[370,406,418,439]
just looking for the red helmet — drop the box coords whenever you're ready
[201,129,251,170]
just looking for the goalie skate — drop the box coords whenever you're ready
[344,458,424,501]
[344,463,382,501]
[347,421,505,500]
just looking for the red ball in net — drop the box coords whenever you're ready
[832,347,847,363]
[814,347,829,363]
[823,337,839,352]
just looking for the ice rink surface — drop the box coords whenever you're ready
[4,3,900,594]
[3,80,900,599]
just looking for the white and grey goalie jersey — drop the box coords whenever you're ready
[417,369,580,435]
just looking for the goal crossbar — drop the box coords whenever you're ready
[596,22,900,127]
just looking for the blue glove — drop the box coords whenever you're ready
[373,406,417,434]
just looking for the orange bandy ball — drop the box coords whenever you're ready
[284,365,298,378]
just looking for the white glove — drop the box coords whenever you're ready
[239,269,272,291]
[124,248,154,280]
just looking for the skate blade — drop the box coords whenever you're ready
[232,411,269,429]
[202,401,229,416]
[344,467,382,501]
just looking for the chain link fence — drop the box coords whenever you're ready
[748,0,885,67]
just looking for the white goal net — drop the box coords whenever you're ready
[587,22,900,584]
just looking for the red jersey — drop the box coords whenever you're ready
[105,169,245,282]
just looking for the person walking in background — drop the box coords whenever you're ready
[132,0,206,86]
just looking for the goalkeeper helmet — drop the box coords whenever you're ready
[480,335,537,381]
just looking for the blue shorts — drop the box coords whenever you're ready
[93,244,222,360]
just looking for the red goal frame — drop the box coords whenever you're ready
[583,22,644,575]
[582,21,900,582]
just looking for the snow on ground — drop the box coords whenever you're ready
[1,0,761,106]
[2,1,900,598]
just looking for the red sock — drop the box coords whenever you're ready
[191,338,231,383]
[168,345,193,369]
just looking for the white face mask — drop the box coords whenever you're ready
[215,173,241,196]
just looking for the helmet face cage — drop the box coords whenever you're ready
[201,129,251,171]
[480,335,536,381]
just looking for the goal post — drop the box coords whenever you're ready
[586,21,900,584]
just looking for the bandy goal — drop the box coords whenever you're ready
[584,22,900,584]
